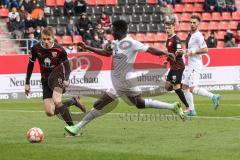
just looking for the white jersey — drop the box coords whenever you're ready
[111,36,148,78]
[187,30,207,70]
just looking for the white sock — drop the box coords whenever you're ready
[76,108,102,131]
[145,99,174,110]
[193,87,214,99]
[183,89,195,110]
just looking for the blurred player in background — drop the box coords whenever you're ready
[178,15,221,116]
[65,20,186,136]
[24,26,86,127]
[164,18,189,111]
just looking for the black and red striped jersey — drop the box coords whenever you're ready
[29,42,68,82]
[166,34,185,70]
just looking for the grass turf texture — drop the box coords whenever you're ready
[0,91,240,160]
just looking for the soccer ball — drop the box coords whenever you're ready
[27,127,44,143]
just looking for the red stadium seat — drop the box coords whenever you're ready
[154,43,165,49]
[182,0,195,3]
[135,33,146,42]
[62,36,73,45]
[199,22,209,31]
[73,35,83,44]
[209,21,219,30]
[0,8,9,17]
[201,13,211,21]
[211,12,222,21]
[175,13,181,21]
[54,35,61,44]
[175,23,180,32]
[106,0,117,5]
[194,13,202,19]
[97,0,106,5]
[229,21,238,30]
[174,4,184,13]
[184,4,194,12]
[216,31,226,40]
[46,0,56,6]
[145,33,157,42]
[56,0,65,6]
[179,22,189,31]
[177,32,187,41]
[218,21,229,30]
[147,0,157,4]
[128,34,136,39]
[181,13,191,22]
[232,12,240,21]
[222,12,232,20]
[217,41,224,48]
[193,3,204,12]
[87,0,97,6]
[156,33,166,42]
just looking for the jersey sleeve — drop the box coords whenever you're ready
[29,47,37,62]
[61,47,71,81]
[198,33,207,49]
[61,47,68,61]
[133,39,149,52]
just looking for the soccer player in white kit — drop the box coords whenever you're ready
[178,15,221,116]
[65,20,186,136]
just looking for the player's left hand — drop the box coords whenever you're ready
[63,80,69,88]
[175,49,184,56]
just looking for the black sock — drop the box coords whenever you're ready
[63,98,75,108]
[175,89,189,108]
[56,103,74,126]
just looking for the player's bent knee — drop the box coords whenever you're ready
[93,100,104,110]
[165,85,173,91]
[135,99,145,109]
[45,110,54,117]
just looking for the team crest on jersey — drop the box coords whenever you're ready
[172,75,176,83]
[168,41,172,46]
[44,57,51,67]
[52,52,57,57]
[119,41,132,50]
[37,52,41,56]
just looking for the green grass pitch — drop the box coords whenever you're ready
[0,91,240,160]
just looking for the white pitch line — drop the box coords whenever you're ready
[1,109,240,120]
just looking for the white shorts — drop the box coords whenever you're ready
[182,68,200,87]
[106,86,141,99]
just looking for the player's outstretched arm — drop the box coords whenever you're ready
[78,42,112,57]
[176,47,208,56]
[147,47,176,61]
[25,61,35,95]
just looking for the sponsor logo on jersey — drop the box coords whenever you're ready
[119,41,132,50]
[52,52,57,57]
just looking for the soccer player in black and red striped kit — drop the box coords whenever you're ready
[164,19,189,110]
[24,27,86,127]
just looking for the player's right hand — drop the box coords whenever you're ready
[25,84,30,96]
[77,42,87,49]
[175,49,184,56]
[162,61,168,68]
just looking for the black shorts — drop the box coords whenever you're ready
[166,69,184,84]
[42,82,53,99]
